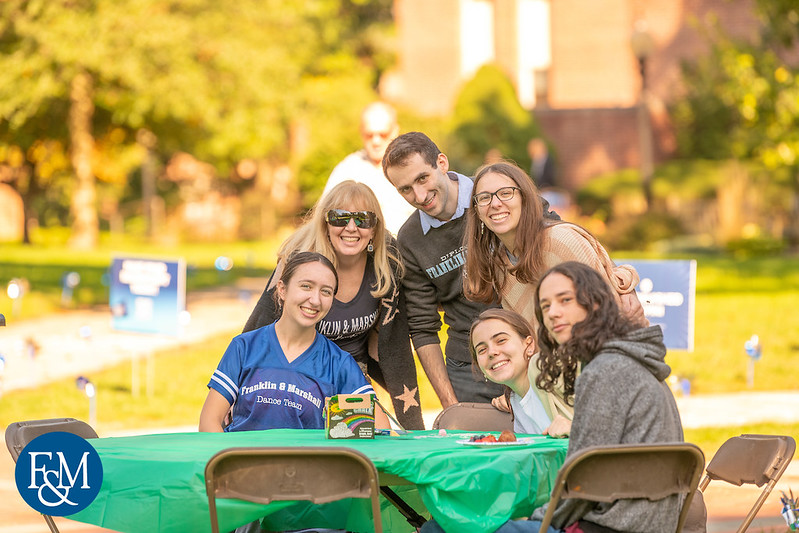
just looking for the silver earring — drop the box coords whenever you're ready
[367,240,374,253]
[480,221,485,235]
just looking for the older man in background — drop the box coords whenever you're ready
[321,101,416,235]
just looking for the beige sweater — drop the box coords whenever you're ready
[503,223,640,424]
[501,222,639,331]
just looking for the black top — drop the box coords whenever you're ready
[316,259,378,363]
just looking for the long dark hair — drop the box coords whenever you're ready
[463,161,550,304]
[533,261,637,402]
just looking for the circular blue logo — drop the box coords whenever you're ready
[14,431,103,516]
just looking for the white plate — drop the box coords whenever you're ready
[456,437,540,446]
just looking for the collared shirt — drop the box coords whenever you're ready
[419,171,473,235]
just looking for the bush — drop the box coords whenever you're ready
[446,64,539,174]
[602,212,685,252]
[725,237,786,258]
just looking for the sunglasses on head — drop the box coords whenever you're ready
[325,209,378,228]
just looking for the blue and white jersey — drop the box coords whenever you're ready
[208,323,374,432]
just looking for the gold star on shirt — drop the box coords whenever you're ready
[395,385,419,413]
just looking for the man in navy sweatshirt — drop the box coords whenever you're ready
[383,132,558,407]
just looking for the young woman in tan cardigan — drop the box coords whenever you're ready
[463,161,645,333]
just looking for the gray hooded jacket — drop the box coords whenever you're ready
[533,325,684,533]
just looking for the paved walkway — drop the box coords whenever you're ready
[1,286,797,532]
[0,284,258,394]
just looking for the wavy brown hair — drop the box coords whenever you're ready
[533,261,638,402]
[463,161,552,304]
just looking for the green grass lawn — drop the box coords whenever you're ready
[1,245,797,460]
[1,328,795,460]
[0,331,233,434]
[0,234,284,318]
[614,251,799,393]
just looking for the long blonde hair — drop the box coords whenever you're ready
[278,181,402,298]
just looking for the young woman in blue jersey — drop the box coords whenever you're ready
[242,180,423,429]
[199,251,386,432]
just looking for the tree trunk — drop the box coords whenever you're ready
[68,70,99,249]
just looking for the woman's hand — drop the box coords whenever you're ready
[543,414,571,437]
[491,394,511,413]
[620,291,649,327]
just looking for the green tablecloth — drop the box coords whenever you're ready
[70,429,568,533]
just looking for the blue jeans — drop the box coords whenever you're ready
[420,519,560,533]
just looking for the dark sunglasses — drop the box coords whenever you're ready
[325,209,378,228]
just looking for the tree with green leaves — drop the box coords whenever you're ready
[672,3,799,244]
[0,0,393,247]
[446,64,540,175]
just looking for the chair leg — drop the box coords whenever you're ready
[737,480,777,533]
[43,514,60,533]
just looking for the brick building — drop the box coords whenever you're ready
[385,0,759,188]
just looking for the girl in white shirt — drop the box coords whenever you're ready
[469,308,572,436]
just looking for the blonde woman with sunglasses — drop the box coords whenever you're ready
[244,180,424,429]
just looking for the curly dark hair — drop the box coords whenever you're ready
[533,261,638,403]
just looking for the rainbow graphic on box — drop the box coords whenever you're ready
[325,394,375,439]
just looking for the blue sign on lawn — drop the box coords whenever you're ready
[617,259,696,351]
[109,257,186,336]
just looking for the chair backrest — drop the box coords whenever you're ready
[432,402,513,431]
[699,434,796,533]
[205,446,383,533]
[5,417,99,461]
[538,443,705,533]
[4,418,99,533]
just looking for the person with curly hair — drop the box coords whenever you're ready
[526,261,684,533]
[421,261,686,533]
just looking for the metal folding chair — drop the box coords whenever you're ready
[432,401,513,431]
[5,418,99,533]
[205,446,383,533]
[538,442,706,533]
[699,434,796,533]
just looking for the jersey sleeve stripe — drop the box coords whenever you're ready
[211,372,238,402]
[213,369,237,390]
[351,384,375,395]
